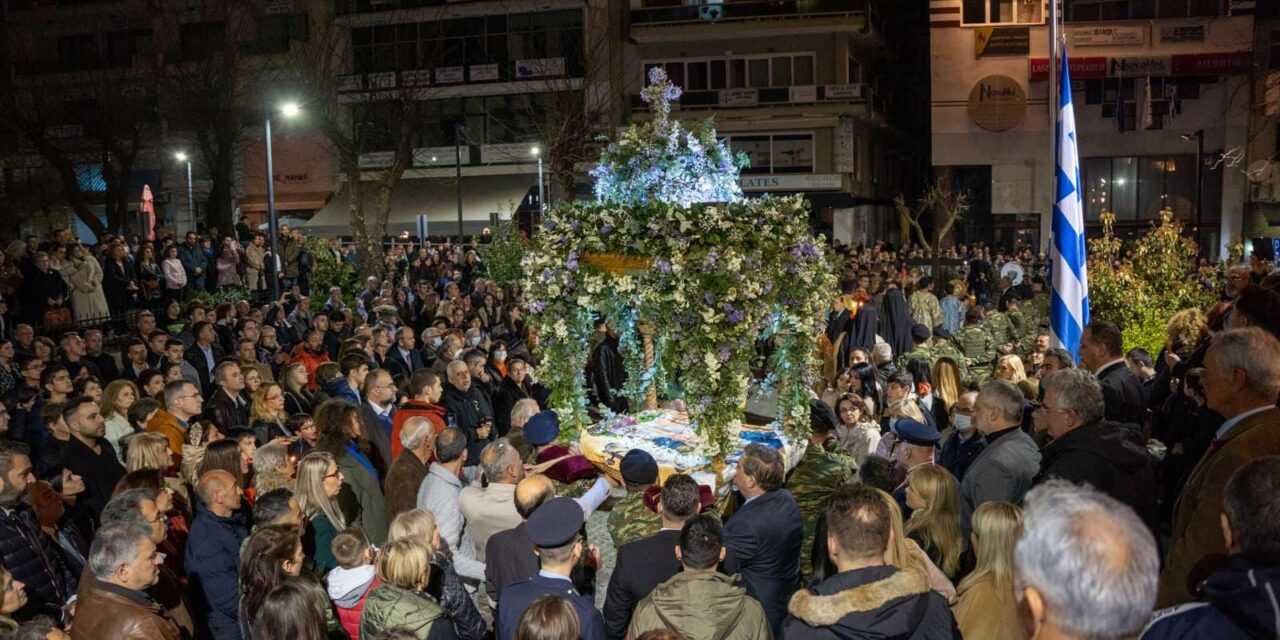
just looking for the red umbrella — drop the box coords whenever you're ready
[141,184,156,241]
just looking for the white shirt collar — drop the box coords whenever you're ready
[1094,358,1127,376]
[369,400,393,417]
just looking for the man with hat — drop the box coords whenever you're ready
[890,418,941,519]
[524,411,598,495]
[497,497,607,640]
[607,449,663,548]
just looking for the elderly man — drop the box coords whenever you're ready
[1016,480,1158,640]
[1033,369,1157,532]
[458,439,526,561]
[70,523,180,640]
[147,381,203,458]
[1159,327,1280,607]
[724,443,804,635]
[1079,321,1147,432]
[204,361,248,433]
[417,429,485,580]
[185,470,248,640]
[442,359,495,464]
[959,380,1040,534]
[358,368,397,474]
[384,416,433,525]
[62,395,125,520]
[506,398,540,460]
[783,484,958,639]
[99,488,194,636]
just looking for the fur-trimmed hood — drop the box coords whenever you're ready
[783,565,958,640]
[789,567,928,626]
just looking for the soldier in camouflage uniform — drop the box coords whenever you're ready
[607,449,663,548]
[983,306,1017,358]
[788,401,856,579]
[909,277,944,332]
[930,325,970,381]
[955,306,995,384]
[896,323,938,370]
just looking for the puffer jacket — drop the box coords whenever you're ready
[627,571,770,640]
[327,565,379,640]
[1142,556,1280,639]
[359,583,450,640]
[185,500,250,640]
[69,576,182,640]
[0,503,68,619]
[431,551,486,640]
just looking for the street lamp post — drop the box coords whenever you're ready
[455,122,465,246]
[264,101,301,301]
[174,152,194,232]
[532,146,545,214]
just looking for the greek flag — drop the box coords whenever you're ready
[1051,51,1090,358]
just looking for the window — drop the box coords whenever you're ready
[1066,0,1226,20]
[645,53,818,92]
[962,0,1043,25]
[1082,154,1218,225]
[725,132,815,174]
[1067,0,1131,20]
[244,13,308,56]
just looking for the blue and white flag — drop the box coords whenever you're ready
[1051,50,1090,359]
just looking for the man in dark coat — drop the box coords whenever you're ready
[1034,369,1158,534]
[62,396,125,521]
[184,322,224,396]
[383,326,426,382]
[496,497,606,640]
[358,368,397,475]
[1079,321,1148,433]
[723,444,803,636]
[492,357,549,437]
[585,320,627,414]
[185,470,249,640]
[602,474,698,640]
[783,484,959,640]
[441,360,494,465]
[204,362,249,434]
[0,442,70,620]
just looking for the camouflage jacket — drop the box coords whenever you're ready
[909,291,944,333]
[789,443,855,579]
[608,489,662,549]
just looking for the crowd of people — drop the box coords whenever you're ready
[0,226,1274,640]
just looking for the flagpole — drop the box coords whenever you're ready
[1048,0,1059,233]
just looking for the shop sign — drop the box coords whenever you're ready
[1068,25,1147,47]
[967,75,1027,132]
[1108,56,1172,77]
[739,174,842,192]
[974,26,1031,57]
[1159,24,1205,43]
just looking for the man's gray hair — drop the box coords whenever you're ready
[978,379,1025,424]
[481,438,519,482]
[1043,347,1075,369]
[446,359,468,376]
[253,441,289,475]
[162,380,193,411]
[100,488,157,529]
[1040,368,1105,425]
[510,398,540,430]
[870,342,893,365]
[1015,480,1158,639]
[1210,327,1280,400]
[400,416,433,451]
[88,522,152,579]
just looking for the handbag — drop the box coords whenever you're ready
[44,305,72,332]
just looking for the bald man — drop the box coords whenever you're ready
[186,470,249,640]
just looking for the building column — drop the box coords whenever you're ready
[1219,76,1250,261]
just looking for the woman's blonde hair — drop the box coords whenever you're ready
[885,397,926,423]
[872,487,913,570]
[377,538,432,591]
[296,452,346,529]
[931,358,962,408]
[996,354,1028,383]
[958,501,1023,595]
[904,464,966,577]
[101,380,139,421]
[251,382,284,422]
[1166,308,1209,355]
[388,508,437,546]
[126,432,172,472]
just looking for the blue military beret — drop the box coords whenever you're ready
[527,497,583,548]
[896,418,941,447]
[525,411,560,446]
[620,449,658,485]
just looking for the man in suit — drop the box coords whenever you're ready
[603,473,700,640]
[1079,321,1147,433]
[959,380,1041,535]
[723,443,803,636]
[1158,327,1280,607]
[358,368,397,476]
[384,326,426,382]
[204,362,249,433]
[184,322,223,395]
[496,497,607,640]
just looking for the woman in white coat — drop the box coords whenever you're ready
[67,244,110,323]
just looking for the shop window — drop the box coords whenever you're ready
[962,0,1043,25]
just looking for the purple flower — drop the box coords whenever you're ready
[704,292,715,305]
[529,300,546,313]
[566,252,579,272]
[540,268,554,283]
[718,348,732,363]
[655,258,672,274]
[704,251,719,267]
[600,224,614,236]
[727,309,745,324]
[544,220,558,231]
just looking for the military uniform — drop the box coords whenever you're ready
[607,489,662,548]
[930,339,970,380]
[897,343,936,370]
[909,291,944,334]
[954,324,995,384]
[788,442,855,579]
[983,311,1016,355]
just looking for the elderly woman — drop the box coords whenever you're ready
[252,441,296,496]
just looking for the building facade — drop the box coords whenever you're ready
[624,0,905,246]
[930,0,1258,257]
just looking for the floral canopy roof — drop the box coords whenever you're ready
[521,68,836,455]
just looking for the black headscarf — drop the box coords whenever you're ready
[846,304,879,353]
[878,286,913,362]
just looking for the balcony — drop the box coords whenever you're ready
[630,83,877,116]
[631,0,867,25]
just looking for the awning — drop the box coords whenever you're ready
[303,174,537,236]
[239,192,333,213]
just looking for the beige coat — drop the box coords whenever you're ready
[952,575,1026,640]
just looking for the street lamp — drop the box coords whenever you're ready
[1181,130,1205,237]
[264,101,301,301]
[174,152,194,232]
[532,146,545,214]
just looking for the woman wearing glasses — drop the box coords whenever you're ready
[296,451,347,575]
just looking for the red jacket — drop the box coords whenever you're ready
[290,345,331,391]
[333,576,379,639]
[390,400,448,460]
